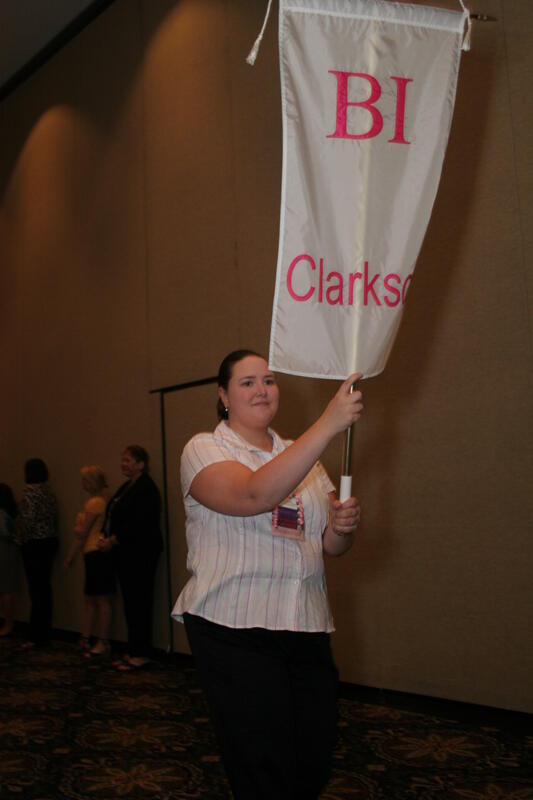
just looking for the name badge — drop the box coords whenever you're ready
[272,494,305,541]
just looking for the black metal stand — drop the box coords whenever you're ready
[149,375,217,653]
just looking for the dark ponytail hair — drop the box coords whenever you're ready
[217,349,263,421]
[24,458,48,484]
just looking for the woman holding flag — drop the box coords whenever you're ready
[173,349,363,799]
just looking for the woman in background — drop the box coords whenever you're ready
[0,483,19,637]
[17,458,58,648]
[173,349,363,800]
[64,466,114,656]
[99,446,162,670]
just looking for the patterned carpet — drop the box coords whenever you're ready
[0,634,531,799]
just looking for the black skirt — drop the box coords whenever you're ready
[84,550,116,596]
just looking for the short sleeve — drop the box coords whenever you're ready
[85,496,106,515]
[180,433,235,497]
[315,461,335,495]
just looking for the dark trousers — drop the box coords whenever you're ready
[21,537,58,644]
[115,546,159,658]
[184,613,338,800]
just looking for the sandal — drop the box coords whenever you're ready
[116,658,153,672]
[77,636,91,653]
[85,645,111,659]
[87,639,110,657]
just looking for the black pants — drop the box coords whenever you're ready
[184,613,338,800]
[115,546,159,658]
[21,537,58,644]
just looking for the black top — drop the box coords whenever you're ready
[106,472,162,552]
[17,483,58,544]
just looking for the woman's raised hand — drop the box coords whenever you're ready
[321,372,363,436]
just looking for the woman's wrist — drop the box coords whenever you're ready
[330,526,353,538]
[323,522,355,556]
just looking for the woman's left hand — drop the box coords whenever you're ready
[330,496,361,536]
[323,495,361,556]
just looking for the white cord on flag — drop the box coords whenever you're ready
[457,0,472,51]
[246,0,274,65]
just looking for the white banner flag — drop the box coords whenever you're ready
[269,0,469,380]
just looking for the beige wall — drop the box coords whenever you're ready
[0,0,531,712]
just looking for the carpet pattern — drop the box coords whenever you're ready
[0,636,531,799]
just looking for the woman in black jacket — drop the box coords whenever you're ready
[100,445,162,670]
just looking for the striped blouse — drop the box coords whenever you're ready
[172,421,336,632]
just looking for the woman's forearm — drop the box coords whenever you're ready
[247,416,338,510]
[251,374,364,510]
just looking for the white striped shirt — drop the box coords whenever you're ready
[172,421,336,632]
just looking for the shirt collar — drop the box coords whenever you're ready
[215,420,284,455]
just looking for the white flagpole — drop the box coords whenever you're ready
[338,10,377,503]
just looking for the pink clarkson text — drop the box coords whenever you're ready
[287,254,412,308]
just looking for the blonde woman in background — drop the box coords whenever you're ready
[65,465,115,656]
